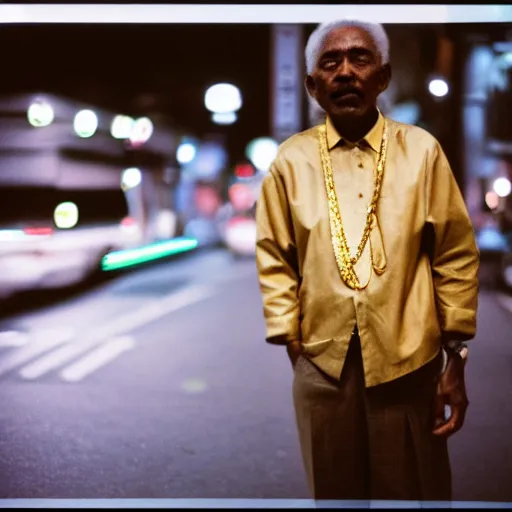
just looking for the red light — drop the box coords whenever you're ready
[23,227,53,236]
[229,183,255,212]
[194,186,221,217]
[227,216,251,228]
[120,216,136,226]
[234,164,255,178]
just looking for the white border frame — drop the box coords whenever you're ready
[0,4,510,24]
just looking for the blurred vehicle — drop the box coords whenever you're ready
[0,92,201,296]
[0,186,142,298]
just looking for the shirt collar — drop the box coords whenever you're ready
[325,110,385,153]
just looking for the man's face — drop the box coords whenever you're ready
[306,26,391,120]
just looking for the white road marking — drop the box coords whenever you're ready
[0,328,75,377]
[0,331,29,347]
[60,336,136,382]
[18,284,215,380]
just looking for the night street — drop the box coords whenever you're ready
[0,249,510,502]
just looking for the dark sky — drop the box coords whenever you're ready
[1,21,506,167]
[0,23,280,163]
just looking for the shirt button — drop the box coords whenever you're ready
[358,162,363,168]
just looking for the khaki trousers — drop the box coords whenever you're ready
[292,334,452,501]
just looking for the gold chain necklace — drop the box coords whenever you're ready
[318,118,388,290]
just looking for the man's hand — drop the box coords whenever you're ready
[286,340,303,368]
[432,351,469,437]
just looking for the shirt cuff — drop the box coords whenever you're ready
[264,309,300,345]
[439,306,477,341]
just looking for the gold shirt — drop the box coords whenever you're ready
[255,113,480,387]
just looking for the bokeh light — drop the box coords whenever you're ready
[177,142,197,164]
[428,78,449,97]
[229,183,255,211]
[485,191,500,210]
[204,83,242,114]
[129,117,154,145]
[110,115,134,139]
[27,100,54,127]
[245,137,279,172]
[54,202,79,229]
[73,109,98,138]
[121,167,142,190]
[493,177,512,198]
[212,112,237,125]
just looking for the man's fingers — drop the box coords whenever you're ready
[432,404,465,437]
[433,393,446,429]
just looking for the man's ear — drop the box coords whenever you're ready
[305,74,316,98]
[377,64,392,94]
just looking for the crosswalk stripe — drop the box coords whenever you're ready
[0,331,29,348]
[18,283,214,380]
[60,336,135,382]
[19,335,111,381]
[0,328,74,377]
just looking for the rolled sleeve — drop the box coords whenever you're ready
[265,309,301,345]
[439,306,477,341]
[426,142,480,342]
[255,161,301,345]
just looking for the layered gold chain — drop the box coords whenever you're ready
[318,119,388,290]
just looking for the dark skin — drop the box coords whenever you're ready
[288,25,469,438]
[432,342,469,437]
[305,26,391,142]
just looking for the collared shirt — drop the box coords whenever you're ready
[255,112,480,387]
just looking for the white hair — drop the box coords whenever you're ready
[304,19,391,125]
[305,19,390,74]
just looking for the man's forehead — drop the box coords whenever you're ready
[320,26,377,54]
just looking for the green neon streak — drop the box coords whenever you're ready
[101,237,199,271]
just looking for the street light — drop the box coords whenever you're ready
[204,83,242,114]
[493,177,512,198]
[428,78,449,98]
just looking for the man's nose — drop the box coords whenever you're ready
[335,59,354,79]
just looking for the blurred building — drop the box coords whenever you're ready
[461,26,512,252]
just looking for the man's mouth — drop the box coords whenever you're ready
[331,88,363,101]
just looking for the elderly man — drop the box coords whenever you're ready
[255,19,479,501]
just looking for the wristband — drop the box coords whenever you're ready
[445,341,469,361]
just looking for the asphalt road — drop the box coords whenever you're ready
[0,249,510,502]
